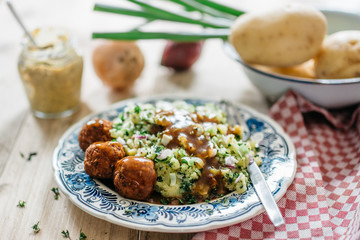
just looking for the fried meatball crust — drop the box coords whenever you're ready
[84,141,125,179]
[113,156,157,201]
[78,119,113,151]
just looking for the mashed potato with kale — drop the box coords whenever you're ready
[110,101,261,204]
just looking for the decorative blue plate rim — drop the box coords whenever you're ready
[53,96,297,233]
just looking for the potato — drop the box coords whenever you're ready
[229,3,327,67]
[92,41,144,90]
[253,59,315,79]
[314,31,360,79]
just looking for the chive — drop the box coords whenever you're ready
[181,159,189,165]
[193,0,244,17]
[94,4,157,20]
[169,0,198,12]
[93,29,229,41]
[155,146,164,154]
[154,157,170,163]
[140,130,149,135]
[127,0,230,28]
[167,0,234,20]
[95,3,232,26]
[92,0,247,42]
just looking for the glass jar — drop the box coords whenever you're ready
[18,27,83,119]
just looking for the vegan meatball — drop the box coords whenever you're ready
[78,119,113,151]
[113,156,157,201]
[84,141,125,179]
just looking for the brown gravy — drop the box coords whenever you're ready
[154,110,228,203]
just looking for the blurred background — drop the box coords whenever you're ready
[1,0,359,126]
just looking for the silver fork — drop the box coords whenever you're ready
[219,100,250,141]
[219,100,285,227]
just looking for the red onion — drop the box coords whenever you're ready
[135,135,147,139]
[225,165,236,169]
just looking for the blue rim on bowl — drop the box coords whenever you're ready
[223,42,360,85]
[223,9,360,85]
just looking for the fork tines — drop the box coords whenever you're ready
[219,100,250,141]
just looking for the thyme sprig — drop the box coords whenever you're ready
[62,230,71,239]
[51,187,60,200]
[20,151,38,161]
[32,221,40,234]
[17,200,26,208]
[79,229,87,240]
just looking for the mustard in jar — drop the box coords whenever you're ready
[18,27,83,118]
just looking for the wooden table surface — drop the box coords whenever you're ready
[1,0,347,239]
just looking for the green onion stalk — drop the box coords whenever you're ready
[92,0,244,41]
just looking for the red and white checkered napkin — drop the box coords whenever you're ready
[193,90,360,240]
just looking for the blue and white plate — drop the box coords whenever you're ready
[53,96,296,233]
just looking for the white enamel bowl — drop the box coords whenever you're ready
[224,10,360,109]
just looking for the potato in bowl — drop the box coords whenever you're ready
[225,9,360,109]
[315,30,360,79]
[229,3,327,67]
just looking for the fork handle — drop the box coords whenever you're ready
[248,162,285,227]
